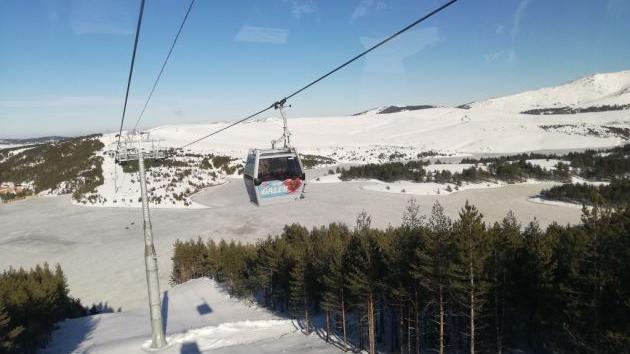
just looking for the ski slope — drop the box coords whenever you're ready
[467,69,630,113]
[140,107,626,159]
[134,69,630,158]
[43,278,339,354]
[91,106,629,209]
[3,69,629,353]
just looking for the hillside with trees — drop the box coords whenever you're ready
[521,103,630,115]
[540,178,630,206]
[0,135,104,202]
[171,201,630,353]
[0,264,85,354]
[340,159,570,184]
[339,144,630,187]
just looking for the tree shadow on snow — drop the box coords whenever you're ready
[41,315,99,354]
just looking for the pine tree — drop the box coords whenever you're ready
[289,253,311,333]
[356,209,372,231]
[321,233,350,349]
[252,237,278,308]
[453,201,488,354]
[413,201,454,354]
[0,302,22,353]
[345,225,387,354]
[395,198,427,354]
[485,211,521,353]
[513,218,554,351]
[402,198,425,230]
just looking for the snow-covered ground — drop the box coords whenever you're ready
[362,180,503,196]
[72,135,244,208]
[528,197,585,209]
[3,69,630,353]
[43,278,340,354]
[145,107,626,158]
[0,178,584,311]
[82,103,627,209]
[468,69,630,113]
[360,178,557,197]
[0,144,24,150]
[75,151,220,209]
[571,176,610,186]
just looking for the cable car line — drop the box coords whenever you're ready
[283,0,459,102]
[115,0,146,153]
[181,104,276,149]
[132,0,196,133]
[179,0,460,149]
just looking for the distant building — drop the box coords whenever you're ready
[0,182,26,195]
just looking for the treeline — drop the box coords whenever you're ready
[0,264,85,353]
[444,159,569,184]
[540,178,630,206]
[521,103,630,115]
[464,144,630,181]
[460,152,560,164]
[121,152,241,175]
[121,157,189,173]
[300,154,337,169]
[340,159,570,184]
[171,201,630,353]
[340,161,428,182]
[565,144,630,180]
[0,135,104,201]
[340,144,630,185]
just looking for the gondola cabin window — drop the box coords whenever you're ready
[258,157,302,181]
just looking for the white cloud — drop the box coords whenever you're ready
[511,0,531,40]
[360,27,440,73]
[283,0,318,18]
[484,50,507,63]
[483,48,516,64]
[234,26,289,44]
[486,0,531,64]
[68,0,134,35]
[352,0,388,20]
[0,97,122,109]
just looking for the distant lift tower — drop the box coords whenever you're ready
[116,132,167,349]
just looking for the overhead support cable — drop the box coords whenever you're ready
[132,0,196,133]
[116,0,146,152]
[179,0,460,149]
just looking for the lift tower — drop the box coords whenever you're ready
[116,132,167,349]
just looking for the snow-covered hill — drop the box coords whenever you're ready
[467,69,630,113]
[43,278,339,354]
[90,84,630,209]
[353,104,436,115]
[5,69,629,209]
[144,107,627,159]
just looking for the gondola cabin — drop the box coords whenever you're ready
[243,147,305,205]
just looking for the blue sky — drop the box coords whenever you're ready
[1,0,630,138]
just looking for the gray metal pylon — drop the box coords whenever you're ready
[271,101,292,149]
[137,136,167,349]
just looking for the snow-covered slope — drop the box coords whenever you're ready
[353,104,436,115]
[43,278,340,354]
[143,107,627,159]
[467,70,630,113]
